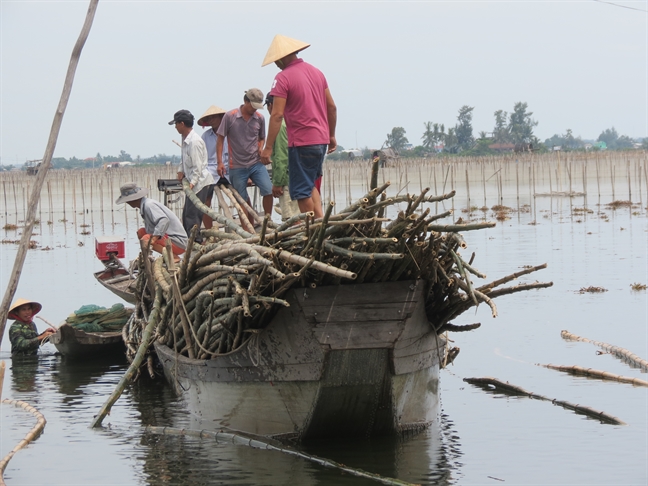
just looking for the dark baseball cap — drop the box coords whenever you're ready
[168,109,194,125]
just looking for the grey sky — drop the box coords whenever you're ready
[1,0,645,164]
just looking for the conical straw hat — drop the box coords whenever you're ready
[198,105,227,126]
[8,298,42,320]
[262,35,310,67]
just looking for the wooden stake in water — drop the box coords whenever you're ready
[89,172,94,226]
[47,181,52,223]
[482,160,486,208]
[110,174,115,227]
[2,181,7,218]
[99,180,104,231]
[627,159,631,202]
[12,179,18,223]
[595,154,601,199]
[515,163,520,208]
[80,172,87,225]
[62,177,67,222]
[72,176,78,229]
[465,169,470,210]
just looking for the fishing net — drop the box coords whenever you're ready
[66,303,133,332]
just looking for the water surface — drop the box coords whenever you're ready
[1,160,646,485]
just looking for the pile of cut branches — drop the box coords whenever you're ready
[127,159,552,362]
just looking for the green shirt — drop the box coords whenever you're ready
[271,121,289,187]
[9,320,40,355]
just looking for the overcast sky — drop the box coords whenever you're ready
[1,0,645,164]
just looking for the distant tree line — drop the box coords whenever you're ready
[3,107,646,171]
[329,101,643,159]
[6,151,182,171]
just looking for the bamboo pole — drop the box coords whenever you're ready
[0,0,99,348]
[463,376,626,425]
[90,285,163,428]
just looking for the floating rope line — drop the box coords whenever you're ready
[0,399,47,486]
[561,330,648,371]
[539,363,648,387]
[144,425,418,486]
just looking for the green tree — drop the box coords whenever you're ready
[385,127,408,153]
[597,127,619,147]
[616,135,634,149]
[641,139,648,150]
[508,102,537,144]
[421,122,445,152]
[119,150,132,162]
[493,110,509,143]
[598,127,635,150]
[422,122,434,150]
[455,105,474,149]
[443,128,459,153]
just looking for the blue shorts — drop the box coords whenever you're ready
[288,144,326,200]
[229,163,272,201]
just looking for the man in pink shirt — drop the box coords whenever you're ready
[260,35,337,219]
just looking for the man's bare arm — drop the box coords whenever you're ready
[261,97,286,164]
[325,88,337,154]
[216,134,226,177]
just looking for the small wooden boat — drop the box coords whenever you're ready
[50,323,125,358]
[94,267,137,304]
[155,279,445,441]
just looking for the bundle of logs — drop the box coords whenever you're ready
[124,159,552,367]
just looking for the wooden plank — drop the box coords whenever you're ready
[293,280,422,309]
[301,302,414,324]
[313,320,406,349]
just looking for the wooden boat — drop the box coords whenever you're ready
[50,323,125,358]
[154,279,445,441]
[94,267,137,304]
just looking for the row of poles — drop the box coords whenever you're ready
[1,152,646,228]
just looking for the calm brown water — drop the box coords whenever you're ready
[1,158,646,485]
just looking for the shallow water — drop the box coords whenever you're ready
[1,160,647,485]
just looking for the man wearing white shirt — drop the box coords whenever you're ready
[169,109,214,243]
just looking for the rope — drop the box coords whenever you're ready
[144,425,418,486]
[0,399,47,486]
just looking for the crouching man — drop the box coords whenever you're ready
[116,182,188,256]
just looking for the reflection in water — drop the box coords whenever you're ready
[1,158,645,485]
[122,373,464,485]
[51,354,127,400]
[10,355,40,393]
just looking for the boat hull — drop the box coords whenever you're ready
[94,268,137,304]
[155,279,445,440]
[50,323,125,358]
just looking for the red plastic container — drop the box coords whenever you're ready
[95,236,125,261]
